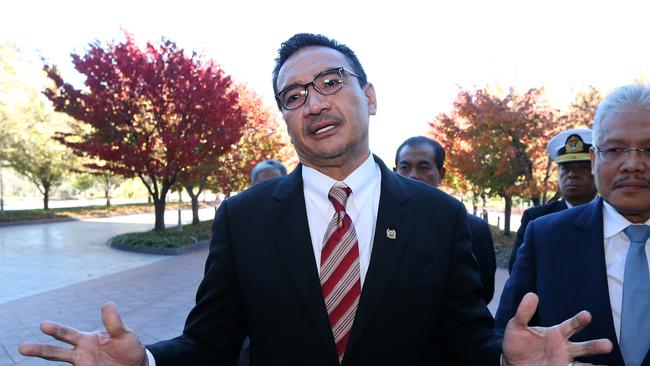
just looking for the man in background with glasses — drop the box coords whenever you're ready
[497,84,650,366]
[20,33,612,366]
[508,128,598,272]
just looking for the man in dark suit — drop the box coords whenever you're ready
[395,135,496,303]
[20,33,612,366]
[508,128,598,272]
[496,84,650,365]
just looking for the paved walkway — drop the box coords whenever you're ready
[0,249,209,366]
[0,208,215,304]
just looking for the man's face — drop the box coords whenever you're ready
[558,161,597,205]
[253,168,283,185]
[590,104,650,223]
[395,144,444,187]
[275,46,376,174]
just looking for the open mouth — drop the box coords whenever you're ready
[314,125,336,135]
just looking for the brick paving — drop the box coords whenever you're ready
[0,249,209,366]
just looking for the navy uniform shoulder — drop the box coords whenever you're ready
[530,199,592,228]
[393,173,463,210]
[523,200,566,221]
[467,214,488,226]
[223,175,284,208]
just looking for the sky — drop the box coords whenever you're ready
[2,0,650,164]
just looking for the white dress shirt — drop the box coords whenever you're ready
[147,153,382,365]
[302,153,381,287]
[602,200,650,342]
[564,195,599,209]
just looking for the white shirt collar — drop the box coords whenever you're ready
[302,153,378,209]
[602,200,650,238]
[565,195,599,209]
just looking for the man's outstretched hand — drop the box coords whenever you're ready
[502,293,613,366]
[19,302,148,366]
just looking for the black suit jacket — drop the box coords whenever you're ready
[496,198,649,366]
[467,214,497,303]
[508,200,567,272]
[148,157,500,365]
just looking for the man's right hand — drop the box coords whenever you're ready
[19,302,148,366]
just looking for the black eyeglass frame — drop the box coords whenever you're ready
[594,145,650,162]
[275,67,362,110]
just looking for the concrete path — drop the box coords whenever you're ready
[0,249,209,366]
[0,208,216,304]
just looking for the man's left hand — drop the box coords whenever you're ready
[502,292,613,366]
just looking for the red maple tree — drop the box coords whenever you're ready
[206,83,291,198]
[44,33,246,231]
[433,87,556,235]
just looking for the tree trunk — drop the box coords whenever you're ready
[541,156,552,204]
[190,193,199,225]
[503,194,513,236]
[184,177,206,225]
[105,176,112,207]
[153,198,166,232]
[43,186,49,210]
[471,192,479,216]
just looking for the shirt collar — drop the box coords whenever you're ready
[602,200,650,238]
[302,153,379,208]
[565,195,599,209]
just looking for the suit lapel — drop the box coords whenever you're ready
[572,198,624,364]
[266,165,339,363]
[345,157,414,357]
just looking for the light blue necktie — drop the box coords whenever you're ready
[621,225,650,366]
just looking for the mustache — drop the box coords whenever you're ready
[305,113,343,127]
[612,175,650,188]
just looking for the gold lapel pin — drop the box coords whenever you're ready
[386,228,397,240]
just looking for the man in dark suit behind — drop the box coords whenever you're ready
[20,33,612,366]
[496,84,650,365]
[395,135,496,303]
[508,128,598,272]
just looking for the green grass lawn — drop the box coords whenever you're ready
[0,202,209,223]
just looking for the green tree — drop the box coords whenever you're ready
[1,42,75,209]
[5,97,75,209]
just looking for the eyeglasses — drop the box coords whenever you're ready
[594,146,650,163]
[275,67,362,110]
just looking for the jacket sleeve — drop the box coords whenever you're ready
[147,200,246,366]
[508,210,531,273]
[438,204,502,365]
[471,218,497,304]
[495,219,539,333]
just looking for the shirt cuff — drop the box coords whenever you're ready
[146,349,156,366]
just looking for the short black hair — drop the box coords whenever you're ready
[251,159,287,184]
[395,136,446,170]
[272,33,368,109]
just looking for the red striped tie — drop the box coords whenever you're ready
[320,184,361,364]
